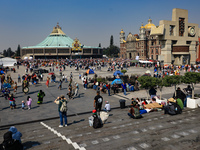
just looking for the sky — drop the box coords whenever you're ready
[0,0,200,52]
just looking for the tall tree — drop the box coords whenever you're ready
[16,45,21,56]
[3,49,7,57]
[7,47,12,57]
[110,35,113,47]
[98,43,101,47]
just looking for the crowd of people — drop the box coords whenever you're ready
[0,58,200,148]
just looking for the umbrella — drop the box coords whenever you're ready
[113,70,123,76]
[111,78,123,85]
[0,70,5,74]
[48,72,54,75]
[3,83,11,88]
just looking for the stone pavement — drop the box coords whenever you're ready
[0,107,200,150]
[1,65,200,149]
[1,65,200,127]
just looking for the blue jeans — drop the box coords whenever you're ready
[184,95,192,107]
[59,111,67,126]
[107,89,110,96]
[124,89,126,95]
[128,113,135,118]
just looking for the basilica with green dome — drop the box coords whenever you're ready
[21,23,102,59]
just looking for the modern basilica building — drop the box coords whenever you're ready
[21,23,103,59]
[120,8,200,65]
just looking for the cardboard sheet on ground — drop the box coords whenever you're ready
[145,103,162,109]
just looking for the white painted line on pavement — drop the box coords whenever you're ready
[102,138,110,142]
[161,137,170,141]
[188,129,197,133]
[91,140,99,144]
[72,142,81,149]
[178,132,189,136]
[132,131,139,134]
[127,146,138,150]
[113,135,120,139]
[171,134,180,138]
[40,122,85,150]
[139,143,149,148]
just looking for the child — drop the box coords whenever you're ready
[22,101,25,109]
[27,96,32,110]
[104,101,111,112]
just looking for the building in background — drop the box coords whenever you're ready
[120,8,199,65]
[22,23,102,59]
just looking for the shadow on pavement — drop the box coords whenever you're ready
[23,141,40,150]
[42,101,53,104]
[68,119,85,126]
[28,90,39,95]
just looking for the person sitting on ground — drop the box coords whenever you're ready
[152,97,157,103]
[163,98,182,115]
[0,131,23,150]
[174,96,184,110]
[103,101,111,112]
[128,101,143,119]
[131,98,135,105]
[141,98,148,105]
[136,98,143,109]
[9,126,22,143]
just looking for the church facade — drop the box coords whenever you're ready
[120,8,199,65]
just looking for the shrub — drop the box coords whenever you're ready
[121,70,127,74]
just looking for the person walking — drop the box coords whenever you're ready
[58,79,62,90]
[9,94,16,109]
[37,90,45,104]
[18,74,21,83]
[94,91,103,114]
[54,95,68,127]
[46,77,50,88]
[74,82,79,97]
[106,83,111,96]
[26,96,32,110]
[121,82,127,96]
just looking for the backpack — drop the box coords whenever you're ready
[173,103,182,114]
[93,115,102,129]
[133,107,143,119]
[168,102,182,115]
[60,100,68,112]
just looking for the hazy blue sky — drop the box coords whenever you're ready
[0,0,200,52]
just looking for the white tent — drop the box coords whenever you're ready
[0,57,17,66]
[139,60,153,63]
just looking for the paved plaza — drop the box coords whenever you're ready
[1,65,200,149]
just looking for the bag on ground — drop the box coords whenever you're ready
[100,111,109,124]
[93,115,102,129]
